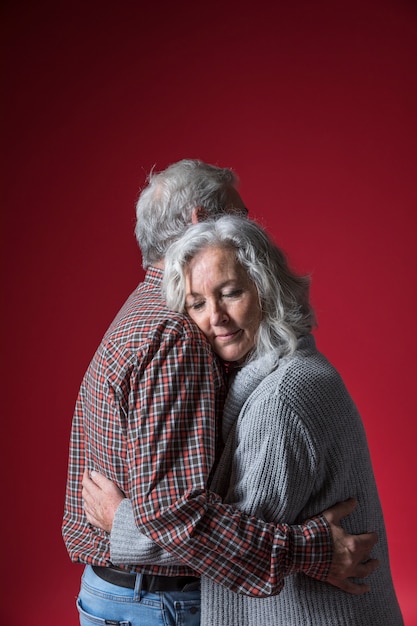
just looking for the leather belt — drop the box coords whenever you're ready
[92,566,200,593]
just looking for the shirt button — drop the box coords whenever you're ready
[190,606,199,614]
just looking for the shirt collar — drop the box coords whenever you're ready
[144,266,164,288]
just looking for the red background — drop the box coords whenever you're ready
[1,1,416,623]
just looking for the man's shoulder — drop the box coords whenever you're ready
[103,285,206,351]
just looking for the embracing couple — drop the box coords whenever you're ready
[63,159,403,625]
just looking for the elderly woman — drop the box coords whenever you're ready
[83,216,403,625]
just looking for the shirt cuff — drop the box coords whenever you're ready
[288,514,332,581]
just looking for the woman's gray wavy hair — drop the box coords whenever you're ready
[135,159,239,268]
[163,215,316,361]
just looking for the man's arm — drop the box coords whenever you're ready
[83,471,378,594]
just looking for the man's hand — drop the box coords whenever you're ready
[82,470,125,533]
[323,498,379,594]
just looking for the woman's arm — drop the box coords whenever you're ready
[82,470,183,565]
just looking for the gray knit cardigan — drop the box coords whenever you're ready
[110,335,403,625]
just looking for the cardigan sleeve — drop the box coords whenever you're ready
[110,499,183,565]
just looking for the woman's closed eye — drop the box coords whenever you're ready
[187,299,206,311]
[223,289,244,299]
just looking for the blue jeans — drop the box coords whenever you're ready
[77,565,201,626]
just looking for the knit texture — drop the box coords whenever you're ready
[111,499,181,565]
[201,335,403,625]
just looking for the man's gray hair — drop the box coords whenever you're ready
[163,215,316,362]
[135,159,240,268]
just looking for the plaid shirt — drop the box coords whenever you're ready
[63,268,332,596]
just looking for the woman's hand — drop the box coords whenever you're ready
[82,469,125,533]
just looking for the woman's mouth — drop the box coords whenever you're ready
[214,329,242,342]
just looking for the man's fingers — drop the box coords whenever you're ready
[327,577,371,595]
[349,531,379,561]
[359,531,379,551]
[323,499,380,594]
[323,497,358,525]
[355,558,380,578]
[327,559,379,595]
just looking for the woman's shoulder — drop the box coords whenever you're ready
[247,337,347,410]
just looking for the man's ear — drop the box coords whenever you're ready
[191,207,208,223]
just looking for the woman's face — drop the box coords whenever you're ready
[184,246,262,364]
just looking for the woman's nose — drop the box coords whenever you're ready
[210,302,228,325]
